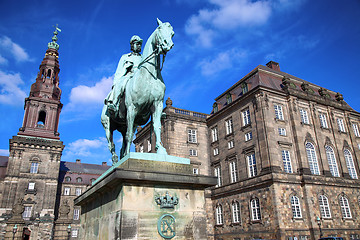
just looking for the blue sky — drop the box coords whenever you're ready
[0,0,360,165]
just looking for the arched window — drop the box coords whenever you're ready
[215,204,223,225]
[290,196,302,218]
[37,111,46,128]
[65,176,71,182]
[231,201,241,223]
[250,198,261,221]
[305,142,320,175]
[344,149,358,179]
[325,146,339,177]
[339,196,352,218]
[47,69,52,78]
[76,177,83,183]
[319,195,331,218]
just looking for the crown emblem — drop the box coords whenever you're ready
[155,192,179,209]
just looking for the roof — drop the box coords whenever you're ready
[60,161,110,175]
[0,156,8,167]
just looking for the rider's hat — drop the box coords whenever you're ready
[130,35,143,44]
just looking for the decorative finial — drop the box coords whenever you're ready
[166,97,173,106]
[48,24,61,50]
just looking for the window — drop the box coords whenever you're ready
[188,129,197,143]
[241,82,248,95]
[216,205,223,225]
[274,104,284,120]
[229,161,238,183]
[337,118,346,132]
[325,146,339,177]
[30,162,39,174]
[242,109,251,126]
[300,109,309,124]
[139,144,144,153]
[228,140,234,149]
[147,139,151,152]
[90,178,96,183]
[319,113,328,128]
[75,188,82,196]
[291,196,302,218]
[352,123,360,137]
[245,131,252,141]
[72,229,79,238]
[214,167,221,187]
[226,93,232,104]
[65,176,71,182]
[305,142,320,175]
[278,127,286,136]
[23,206,32,219]
[211,127,218,142]
[247,153,257,177]
[250,198,261,221]
[213,103,218,113]
[344,149,358,179]
[28,182,35,190]
[189,149,197,156]
[73,209,80,220]
[213,148,219,156]
[232,201,241,223]
[193,168,199,174]
[339,196,352,218]
[64,187,70,195]
[37,111,46,127]
[319,195,331,218]
[76,177,82,183]
[225,118,233,135]
[281,150,293,173]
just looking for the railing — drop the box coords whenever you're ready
[174,108,207,119]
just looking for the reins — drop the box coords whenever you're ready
[137,32,166,71]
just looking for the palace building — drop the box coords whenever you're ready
[135,61,360,240]
[1,30,360,240]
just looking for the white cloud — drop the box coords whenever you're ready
[0,149,9,156]
[65,76,113,111]
[65,137,108,157]
[0,36,32,62]
[0,54,8,65]
[0,70,27,106]
[185,0,272,47]
[199,48,247,76]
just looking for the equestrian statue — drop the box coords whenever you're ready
[101,18,174,165]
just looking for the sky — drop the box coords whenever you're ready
[0,0,360,165]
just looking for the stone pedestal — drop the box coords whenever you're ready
[74,153,216,240]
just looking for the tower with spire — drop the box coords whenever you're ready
[0,27,65,240]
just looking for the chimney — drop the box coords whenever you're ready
[102,162,107,166]
[266,61,280,71]
[76,159,81,164]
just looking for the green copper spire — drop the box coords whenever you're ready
[48,24,61,50]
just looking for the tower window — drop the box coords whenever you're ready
[47,69,51,78]
[37,111,46,128]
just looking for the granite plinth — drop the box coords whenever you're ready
[74,155,216,240]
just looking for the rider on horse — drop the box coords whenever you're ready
[104,35,143,115]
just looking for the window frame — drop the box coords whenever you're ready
[214,166,222,187]
[229,161,238,183]
[22,206,32,219]
[319,113,328,128]
[242,108,251,126]
[213,147,219,156]
[305,142,320,175]
[290,195,302,219]
[337,118,346,132]
[75,188,82,196]
[281,150,293,173]
[339,196,352,219]
[231,201,241,224]
[73,209,80,220]
[250,198,261,221]
[278,127,286,136]
[344,149,358,179]
[30,162,39,174]
[188,129,197,143]
[211,127,218,142]
[274,104,284,120]
[228,140,234,149]
[28,182,35,190]
[225,118,233,135]
[325,146,340,177]
[245,131,252,141]
[299,109,309,124]
[319,195,331,218]
[247,153,257,177]
[215,204,223,225]
[64,187,71,196]
[352,123,360,137]
[189,149,197,156]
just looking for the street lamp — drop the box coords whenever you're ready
[67,224,71,240]
[316,216,323,238]
[12,225,17,240]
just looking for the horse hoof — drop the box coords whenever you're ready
[156,146,167,155]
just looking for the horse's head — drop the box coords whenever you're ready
[155,18,174,54]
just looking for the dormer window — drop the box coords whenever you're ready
[37,111,46,128]
[226,93,232,104]
[241,82,248,95]
[213,103,218,113]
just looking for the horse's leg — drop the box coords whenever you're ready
[153,100,167,155]
[125,105,136,155]
[101,108,118,165]
[119,129,127,160]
